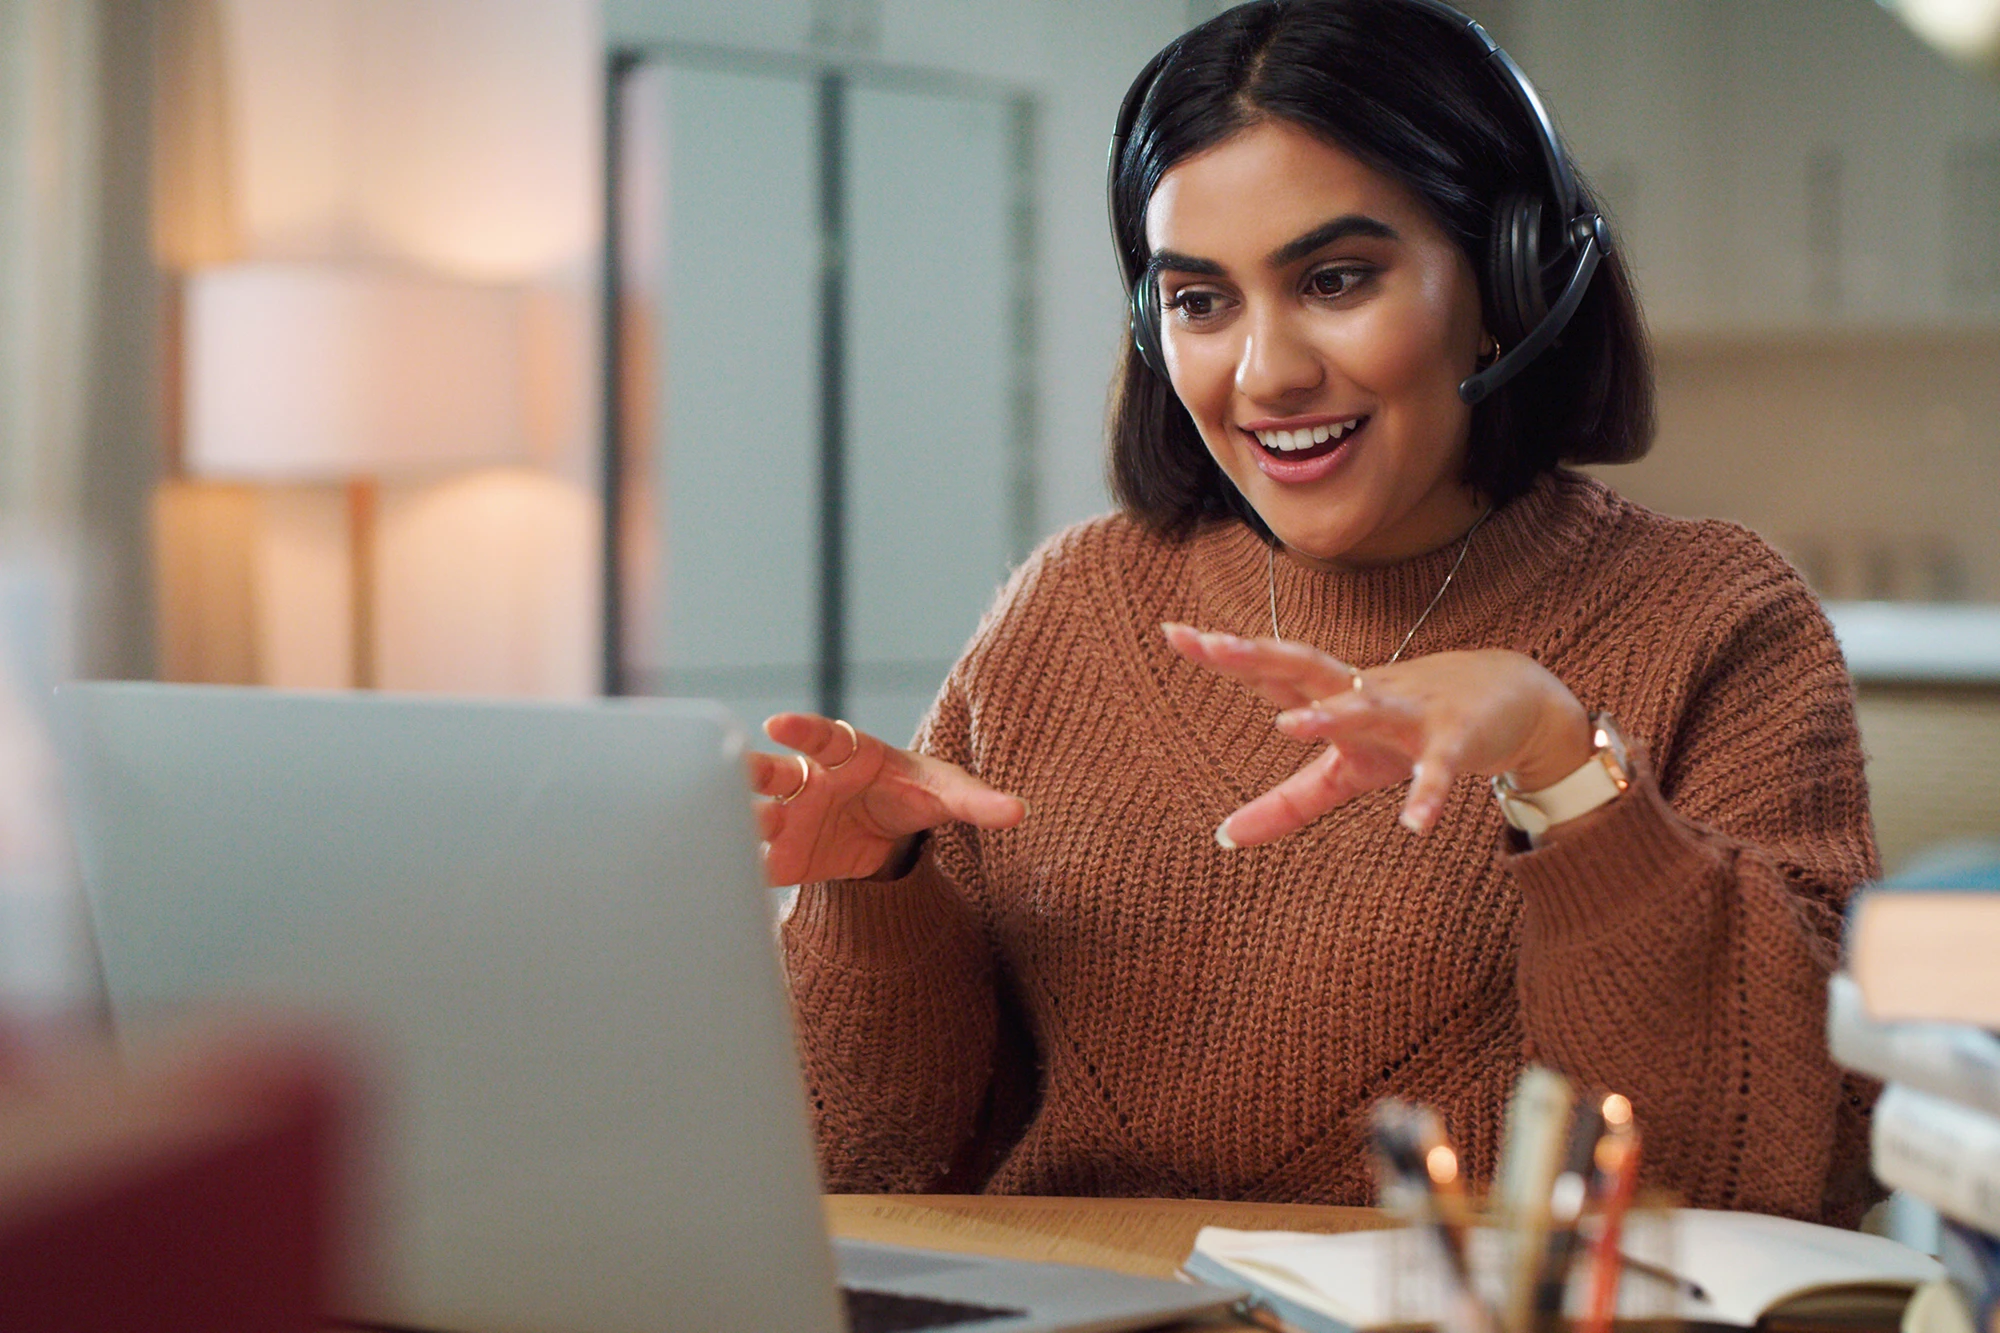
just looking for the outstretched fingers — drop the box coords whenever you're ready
[747,747,813,802]
[748,712,1029,888]
[764,712,870,771]
[754,796,785,842]
[902,751,1029,830]
[1274,687,1424,746]
[1162,623,1359,710]
[1399,736,1466,834]
[1216,745,1363,849]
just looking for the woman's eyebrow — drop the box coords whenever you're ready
[1267,214,1398,268]
[1145,250,1226,282]
[1144,215,1408,282]
[1144,215,1401,284]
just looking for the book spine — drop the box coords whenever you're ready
[1830,974,2000,1116]
[1874,1085,2000,1234]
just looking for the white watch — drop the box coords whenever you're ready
[1492,712,1632,841]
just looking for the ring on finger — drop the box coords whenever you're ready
[776,754,811,804]
[1350,670,1366,692]
[825,718,860,772]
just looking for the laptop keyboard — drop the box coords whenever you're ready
[841,1285,1027,1331]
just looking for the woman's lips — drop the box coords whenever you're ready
[1246,415,1369,483]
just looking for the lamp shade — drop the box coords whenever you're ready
[182,262,530,479]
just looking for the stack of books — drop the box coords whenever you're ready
[1835,849,2000,1333]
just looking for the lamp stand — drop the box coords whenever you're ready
[346,476,378,690]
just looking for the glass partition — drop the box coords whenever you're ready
[609,49,1033,746]
[843,84,1021,739]
[614,62,822,731]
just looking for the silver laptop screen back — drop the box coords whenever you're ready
[58,683,840,1333]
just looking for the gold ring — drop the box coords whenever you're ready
[776,754,811,804]
[825,718,860,772]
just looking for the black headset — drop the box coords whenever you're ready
[1107,0,1610,406]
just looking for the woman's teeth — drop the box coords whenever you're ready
[1251,418,1363,452]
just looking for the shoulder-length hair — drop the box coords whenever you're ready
[1107,0,1654,538]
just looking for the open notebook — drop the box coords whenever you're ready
[1183,1209,1944,1333]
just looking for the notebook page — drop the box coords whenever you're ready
[1193,1211,1941,1328]
[1670,1211,1941,1323]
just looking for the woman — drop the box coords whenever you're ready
[751,0,1878,1224]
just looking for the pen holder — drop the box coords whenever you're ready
[1382,1189,1683,1333]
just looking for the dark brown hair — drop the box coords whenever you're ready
[1107,0,1654,539]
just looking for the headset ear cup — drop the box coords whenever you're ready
[1486,196,1520,348]
[1487,192,1547,349]
[1130,277,1169,380]
[1511,193,1549,332]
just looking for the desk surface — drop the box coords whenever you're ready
[825,1194,1393,1330]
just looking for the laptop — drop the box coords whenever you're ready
[56,682,1241,1333]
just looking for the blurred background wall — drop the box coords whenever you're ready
[0,0,1995,868]
[0,0,155,683]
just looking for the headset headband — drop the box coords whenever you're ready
[1404,0,1578,222]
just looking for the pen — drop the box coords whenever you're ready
[1368,1101,1494,1333]
[1419,1117,1476,1256]
[1527,1094,1606,1333]
[1617,1251,1705,1305]
[1582,1093,1644,1333]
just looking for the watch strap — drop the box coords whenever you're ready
[1493,714,1632,838]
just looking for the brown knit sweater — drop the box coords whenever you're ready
[781,470,1881,1223]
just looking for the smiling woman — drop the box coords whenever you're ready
[757,0,1879,1228]
[1142,119,1491,567]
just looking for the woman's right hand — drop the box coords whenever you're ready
[748,712,1028,886]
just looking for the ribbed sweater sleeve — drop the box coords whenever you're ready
[1511,540,1879,1224]
[779,673,1002,1193]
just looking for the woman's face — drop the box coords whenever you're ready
[1144,118,1489,568]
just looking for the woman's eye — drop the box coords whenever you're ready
[1307,266,1372,299]
[1165,288,1223,321]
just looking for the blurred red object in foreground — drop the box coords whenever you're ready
[0,1019,356,1332]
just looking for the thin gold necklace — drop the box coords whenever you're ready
[1266,506,1494,665]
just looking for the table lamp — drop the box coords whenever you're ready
[179,260,530,688]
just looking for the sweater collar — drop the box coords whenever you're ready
[1188,469,1609,665]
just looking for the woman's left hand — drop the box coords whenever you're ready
[1162,624,1594,847]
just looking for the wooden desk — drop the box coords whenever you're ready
[826,1194,1394,1329]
